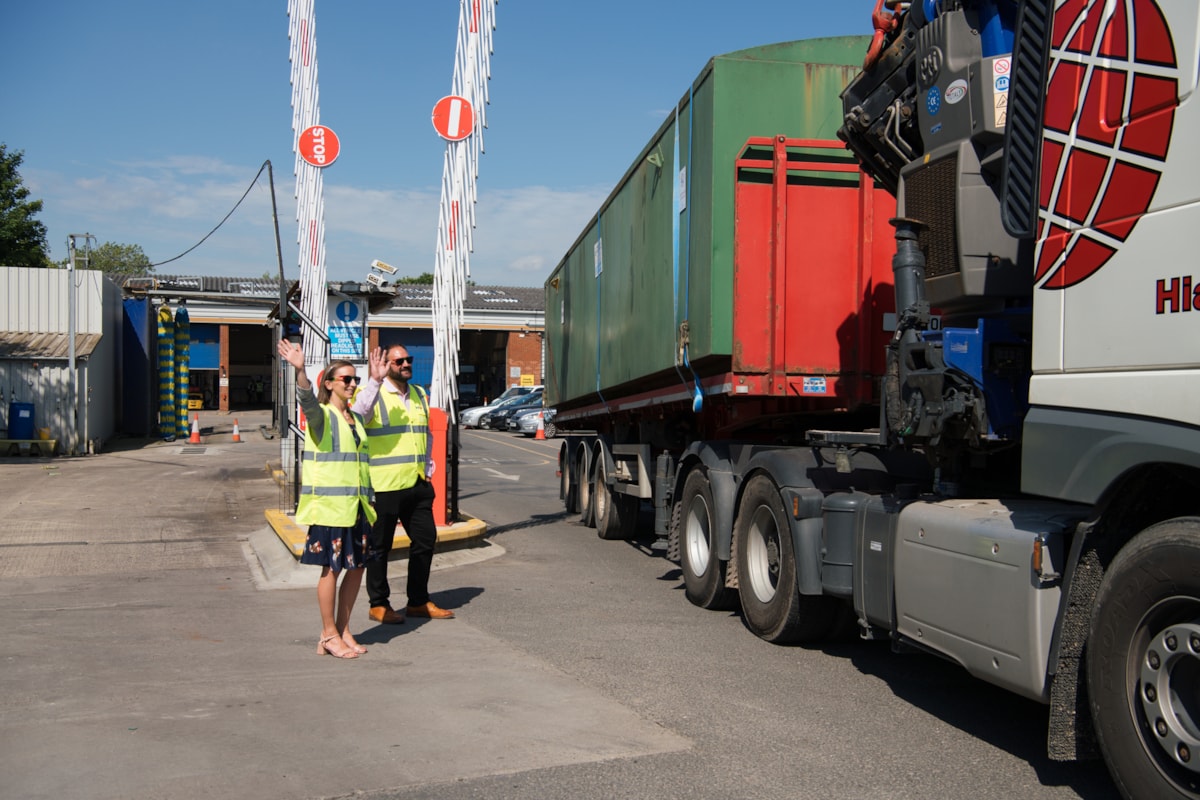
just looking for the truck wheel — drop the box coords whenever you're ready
[735,475,836,644]
[594,457,637,540]
[1088,518,1200,800]
[560,443,577,513]
[577,448,594,527]
[592,453,628,542]
[679,469,735,610]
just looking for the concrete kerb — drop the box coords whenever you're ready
[262,507,490,558]
[259,461,494,586]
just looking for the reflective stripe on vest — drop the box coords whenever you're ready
[371,454,423,467]
[302,451,361,463]
[300,485,362,496]
[365,390,429,437]
[295,406,376,528]
[364,384,428,492]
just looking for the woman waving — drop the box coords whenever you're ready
[278,339,380,659]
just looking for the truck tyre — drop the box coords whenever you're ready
[560,443,578,513]
[735,475,837,644]
[1088,518,1200,800]
[594,457,637,540]
[679,469,735,610]
[577,448,594,527]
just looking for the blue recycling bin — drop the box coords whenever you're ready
[8,402,34,440]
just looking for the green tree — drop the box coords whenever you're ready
[84,241,154,275]
[0,144,51,268]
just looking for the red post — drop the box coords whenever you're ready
[429,407,449,526]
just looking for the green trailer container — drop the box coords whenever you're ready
[544,36,874,412]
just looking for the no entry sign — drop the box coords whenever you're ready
[298,125,341,167]
[432,95,474,141]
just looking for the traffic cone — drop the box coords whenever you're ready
[535,411,546,440]
[188,413,201,444]
[231,418,242,443]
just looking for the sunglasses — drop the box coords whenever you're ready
[333,375,361,386]
[391,357,413,365]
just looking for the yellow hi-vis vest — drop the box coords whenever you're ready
[295,406,377,527]
[362,383,429,492]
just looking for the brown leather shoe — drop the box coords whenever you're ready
[368,606,405,624]
[405,601,455,619]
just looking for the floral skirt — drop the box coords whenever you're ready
[299,512,381,572]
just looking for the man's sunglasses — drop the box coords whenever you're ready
[334,375,361,386]
[391,357,414,365]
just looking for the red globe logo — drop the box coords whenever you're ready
[1034,0,1179,290]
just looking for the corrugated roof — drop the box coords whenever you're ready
[124,274,287,297]
[119,274,544,313]
[390,284,543,311]
[0,332,103,360]
[119,277,542,311]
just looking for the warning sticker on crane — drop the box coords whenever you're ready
[993,58,1010,128]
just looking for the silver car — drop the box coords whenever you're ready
[514,407,556,438]
[459,387,539,428]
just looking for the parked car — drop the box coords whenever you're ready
[478,392,544,430]
[459,386,540,428]
[514,407,557,438]
[508,406,540,431]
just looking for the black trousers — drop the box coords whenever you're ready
[366,479,438,609]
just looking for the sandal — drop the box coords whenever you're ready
[342,634,367,654]
[317,634,358,659]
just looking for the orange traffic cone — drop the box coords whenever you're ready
[188,413,201,444]
[231,418,242,443]
[535,411,546,440]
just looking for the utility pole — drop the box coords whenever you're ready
[66,233,95,456]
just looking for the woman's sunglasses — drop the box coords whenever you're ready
[334,375,361,386]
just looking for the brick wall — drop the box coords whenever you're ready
[506,331,543,386]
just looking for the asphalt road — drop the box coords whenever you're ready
[0,413,1122,799]
[434,427,1121,800]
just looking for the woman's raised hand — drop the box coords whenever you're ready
[277,339,305,370]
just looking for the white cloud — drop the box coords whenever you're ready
[27,158,610,287]
[474,184,607,282]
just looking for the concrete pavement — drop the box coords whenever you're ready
[0,408,689,800]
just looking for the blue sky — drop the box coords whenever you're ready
[3,1,878,287]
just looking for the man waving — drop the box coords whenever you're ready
[352,344,455,624]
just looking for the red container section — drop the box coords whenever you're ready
[732,136,897,412]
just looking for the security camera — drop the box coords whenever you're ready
[370,259,397,275]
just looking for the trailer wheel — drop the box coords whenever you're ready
[560,443,577,513]
[577,446,594,527]
[735,475,837,644]
[594,456,637,540]
[679,469,735,610]
[1088,518,1200,800]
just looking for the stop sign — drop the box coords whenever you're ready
[432,95,474,141]
[298,125,341,167]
